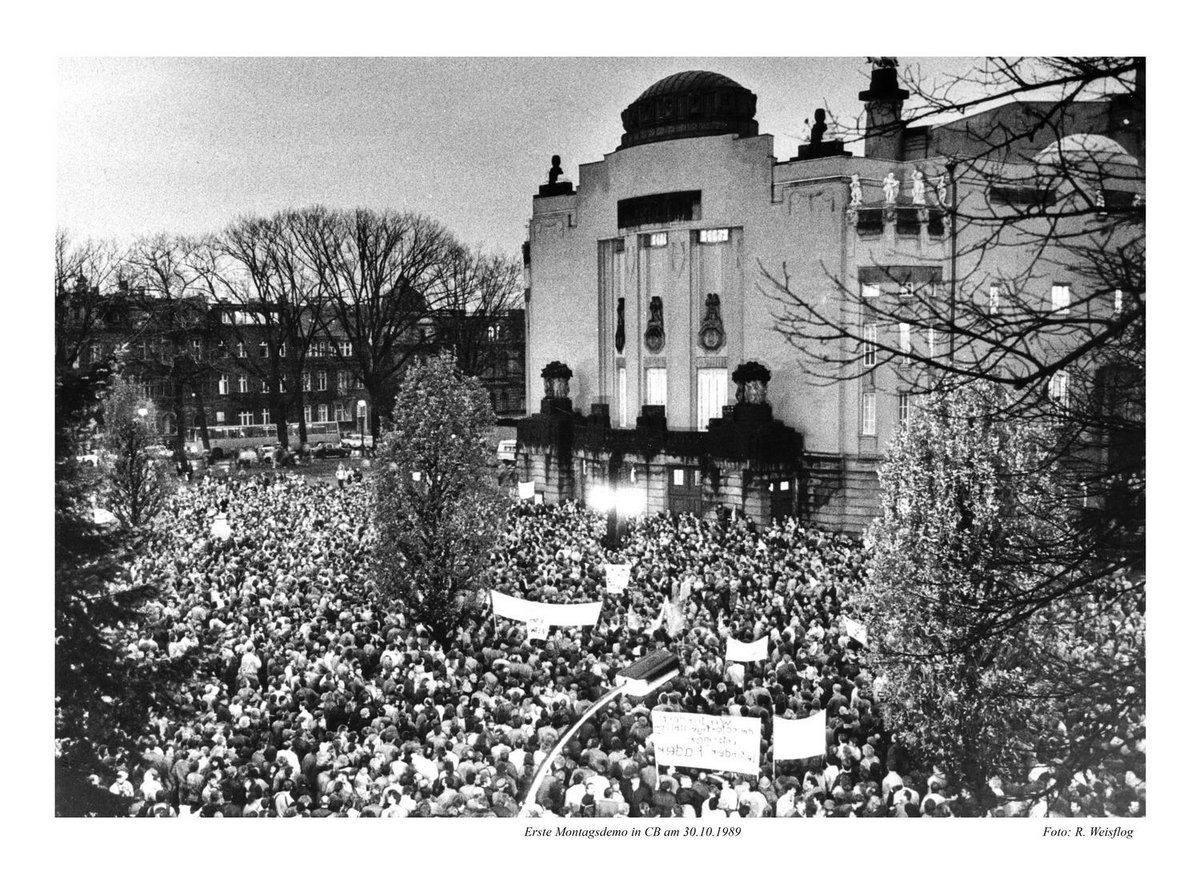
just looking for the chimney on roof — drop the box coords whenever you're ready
[860,57,909,161]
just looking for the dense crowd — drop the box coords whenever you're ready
[80,474,1145,818]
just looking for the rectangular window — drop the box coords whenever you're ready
[1049,372,1071,408]
[1114,288,1124,314]
[863,323,878,367]
[259,342,269,358]
[337,371,350,392]
[237,342,246,358]
[861,392,877,436]
[1051,283,1071,312]
[333,402,347,422]
[317,371,328,391]
[899,392,911,425]
[617,366,628,428]
[646,232,668,248]
[898,322,911,354]
[261,408,271,425]
[260,379,269,392]
[862,283,881,299]
[673,469,685,486]
[340,341,353,358]
[89,342,102,362]
[222,311,234,325]
[239,411,254,426]
[698,228,729,244]
[218,374,229,395]
[696,368,728,429]
[618,190,701,229]
[989,284,1001,315]
[215,411,226,424]
[304,405,312,423]
[317,403,329,423]
[302,371,311,392]
[238,375,248,394]
[191,340,203,359]
[645,368,667,406]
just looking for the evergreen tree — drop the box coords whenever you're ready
[371,351,506,639]
[99,375,171,529]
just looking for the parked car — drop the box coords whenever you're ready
[236,448,258,468]
[340,435,364,450]
[497,439,517,462]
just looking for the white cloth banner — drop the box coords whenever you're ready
[526,617,549,641]
[725,636,769,662]
[517,481,536,500]
[490,590,603,627]
[845,618,868,646]
[651,711,762,776]
[603,563,631,594]
[773,712,828,761]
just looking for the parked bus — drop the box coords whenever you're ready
[186,421,342,458]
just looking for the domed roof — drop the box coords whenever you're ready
[619,70,758,150]
[1035,133,1141,185]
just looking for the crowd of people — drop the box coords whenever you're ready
[79,474,1144,818]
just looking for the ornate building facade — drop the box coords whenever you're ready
[518,62,1143,531]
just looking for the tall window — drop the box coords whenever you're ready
[898,322,911,354]
[317,371,328,391]
[304,405,312,423]
[337,371,350,392]
[696,368,728,430]
[238,374,248,393]
[1114,288,1124,314]
[260,378,269,392]
[333,402,347,421]
[646,368,667,406]
[317,403,329,422]
[237,342,246,358]
[617,366,628,428]
[261,408,271,425]
[989,284,1000,314]
[863,323,878,367]
[898,392,911,425]
[191,340,203,359]
[218,374,229,395]
[239,411,254,426]
[215,411,226,424]
[1051,283,1071,312]
[259,341,269,358]
[302,371,311,392]
[340,341,353,358]
[1049,371,1071,408]
[861,392,877,436]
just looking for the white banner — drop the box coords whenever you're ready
[773,712,828,761]
[603,563,631,594]
[725,636,769,662]
[490,590,603,627]
[517,481,536,500]
[651,711,762,776]
[845,618,868,646]
[526,617,549,641]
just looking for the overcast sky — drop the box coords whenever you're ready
[58,56,982,256]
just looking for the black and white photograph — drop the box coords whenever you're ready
[25,4,1188,870]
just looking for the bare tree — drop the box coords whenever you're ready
[428,245,523,379]
[122,234,216,454]
[296,208,453,438]
[55,230,125,371]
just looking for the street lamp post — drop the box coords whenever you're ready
[517,650,680,817]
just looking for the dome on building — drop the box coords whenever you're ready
[619,71,758,150]
[1035,133,1141,182]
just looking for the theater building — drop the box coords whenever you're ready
[517,63,1143,532]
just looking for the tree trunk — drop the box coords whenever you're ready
[293,363,308,446]
[189,379,212,449]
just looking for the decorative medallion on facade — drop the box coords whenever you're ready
[644,297,665,353]
[615,298,626,354]
[698,293,725,351]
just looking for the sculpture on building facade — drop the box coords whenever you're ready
[540,361,573,399]
[548,155,564,186]
[849,174,863,208]
[614,298,626,354]
[882,172,900,205]
[935,173,949,207]
[698,294,725,351]
[732,360,772,405]
[910,169,926,205]
[644,297,665,353]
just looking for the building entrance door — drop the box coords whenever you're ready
[667,466,704,517]
[768,476,795,522]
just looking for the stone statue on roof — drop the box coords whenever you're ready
[868,57,899,70]
[849,174,863,208]
[882,172,900,205]
[910,170,926,205]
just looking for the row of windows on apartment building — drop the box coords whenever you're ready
[89,338,356,365]
[863,280,1125,315]
[215,370,362,395]
[209,403,357,427]
[858,374,1072,437]
[613,227,732,252]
